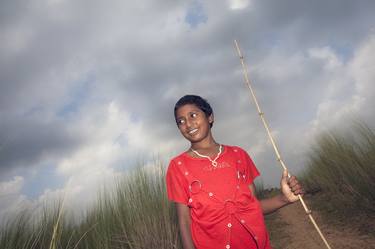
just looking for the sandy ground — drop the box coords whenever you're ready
[270,199,375,249]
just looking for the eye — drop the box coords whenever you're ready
[190,113,198,118]
[177,119,185,125]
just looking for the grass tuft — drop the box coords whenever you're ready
[302,121,375,222]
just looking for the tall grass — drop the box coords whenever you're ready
[0,201,69,249]
[0,161,181,249]
[7,139,360,249]
[302,122,375,215]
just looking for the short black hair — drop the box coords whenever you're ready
[174,95,213,127]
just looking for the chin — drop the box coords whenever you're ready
[187,136,205,144]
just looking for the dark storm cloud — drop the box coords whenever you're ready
[0,117,84,175]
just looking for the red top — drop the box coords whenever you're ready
[166,145,272,249]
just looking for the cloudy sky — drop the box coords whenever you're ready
[1,0,375,221]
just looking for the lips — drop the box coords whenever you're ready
[188,128,198,135]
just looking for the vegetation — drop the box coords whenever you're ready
[302,122,375,227]
[0,161,181,249]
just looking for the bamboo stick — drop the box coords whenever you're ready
[234,40,333,249]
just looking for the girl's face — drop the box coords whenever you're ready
[175,104,213,144]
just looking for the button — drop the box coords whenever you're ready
[242,174,246,178]
[208,192,213,197]
[226,245,230,249]
[227,223,232,228]
[177,161,182,165]
[184,171,189,175]
[234,149,238,152]
[237,160,241,163]
[240,219,245,224]
[254,236,258,240]
[188,198,193,203]
[236,185,240,189]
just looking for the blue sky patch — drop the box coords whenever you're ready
[22,163,66,199]
[57,74,94,118]
[185,1,207,28]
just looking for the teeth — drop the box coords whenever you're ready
[189,129,198,134]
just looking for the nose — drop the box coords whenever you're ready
[185,117,193,128]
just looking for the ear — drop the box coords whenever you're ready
[208,114,214,124]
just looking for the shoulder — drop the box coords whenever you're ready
[166,153,190,186]
[224,144,247,154]
[168,151,188,166]
[167,151,189,174]
[224,145,253,162]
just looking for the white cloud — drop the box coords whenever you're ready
[0,176,24,196]
[305,33,375,146]
[52,99,182,215]
[308,47,342,70]
[0,176,30,223]
[350,34,375,102]
[228,0,251,10]
[58,102,128,174]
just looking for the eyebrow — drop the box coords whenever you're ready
[175,116,184,122]
[176,110,200,119]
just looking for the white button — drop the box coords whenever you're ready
[208,192,213,197]
[227,223,232,228]
[184,171,189,175]
[237,160,241,163]
[177,161,182,165]
[226,245,230,249]
[236,185,240,189]
[234,149,238,152]
[243,174,246,178]
[254,236,257,240]
[188,198,193,203]
[240,219,245,224]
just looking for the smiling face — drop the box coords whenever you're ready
[175,104,214,144]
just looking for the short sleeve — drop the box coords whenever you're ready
[241,148,260,185]
[166,159,189,205]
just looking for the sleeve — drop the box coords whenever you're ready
[241,148,260,185]
[166,159,189,205]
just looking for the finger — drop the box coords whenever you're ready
[290,183,301,191]
[291,184,302,192]
[292,183,305,194]
[291,180,302,189]
[288,175,298,182]
[293,188,305,195]
[288,177,299,187]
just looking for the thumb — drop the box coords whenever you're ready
[282,169,288,180]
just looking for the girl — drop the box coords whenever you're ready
[166,95,304,249]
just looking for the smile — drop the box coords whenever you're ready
[188,128,198,135]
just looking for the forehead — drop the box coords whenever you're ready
[175,104,203,117]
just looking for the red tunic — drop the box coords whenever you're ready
[166,145,272,249]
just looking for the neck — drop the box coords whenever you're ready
[190,136,218,151]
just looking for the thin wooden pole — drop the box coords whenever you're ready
[234,40,333,249]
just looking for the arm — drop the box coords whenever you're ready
[250,169,304,215]
[176,203,196,249]
[254,186,290,215]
